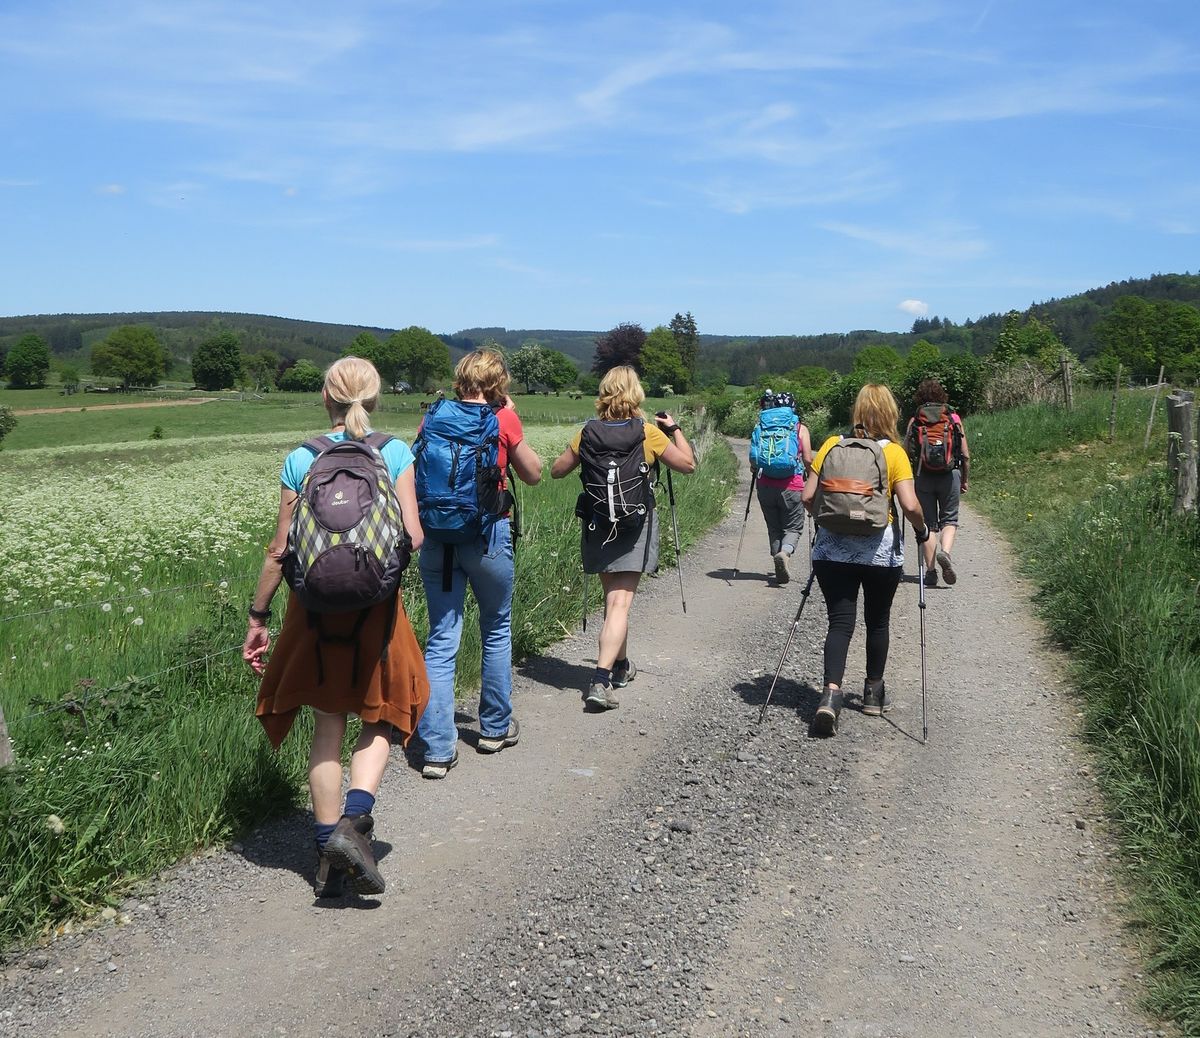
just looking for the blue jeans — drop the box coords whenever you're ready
[417,519,514,762]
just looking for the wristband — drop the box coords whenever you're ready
[663,424,681,437]
[248,605,272,622]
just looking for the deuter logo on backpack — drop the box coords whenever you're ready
[812,436,890,535]
[749,406,800,479]
[914,403,959,473]
[414,398,507,544]
[283,433,411,613]
[575,418,654,534]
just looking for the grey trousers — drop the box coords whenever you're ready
[757,484,805,556]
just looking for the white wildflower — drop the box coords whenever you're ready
[45,815,65,836]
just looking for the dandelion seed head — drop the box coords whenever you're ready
[101,602,112,612]
[45,815,65,836]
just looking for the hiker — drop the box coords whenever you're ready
[903,378,970,587]
[550,365,695,710]
[243,356,429,898]
[802,383,929,736]
[749,389,813,585]
[413,348,544,779]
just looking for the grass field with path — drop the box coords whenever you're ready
[0,390,734,948]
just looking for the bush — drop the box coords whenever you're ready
[0,406,15,449]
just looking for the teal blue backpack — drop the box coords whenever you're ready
[749,406,800,479]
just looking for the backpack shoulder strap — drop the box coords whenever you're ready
[363,432,394,451]
[302,435,336,456]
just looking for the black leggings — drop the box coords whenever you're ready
[813,561,903,687]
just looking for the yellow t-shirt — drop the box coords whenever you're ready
[569,419,670,465]
[811,435,914,503]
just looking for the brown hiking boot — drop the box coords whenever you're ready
[313,851,346,899]
[324,814,385,896]
[936,549,957,585]
[812,684,843,737]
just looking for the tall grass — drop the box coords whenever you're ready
[969,386,1200,1028]
[0,421,734,949]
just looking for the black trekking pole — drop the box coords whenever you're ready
[664,470,686,614]
[582,570,590,634]
[758,559,817,725]
[917,535,929,744]
[732,471,758,576]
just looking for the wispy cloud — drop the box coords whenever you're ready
[821,222,989,261]
[96,183,125,195]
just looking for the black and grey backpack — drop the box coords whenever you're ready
[575,418,655,538]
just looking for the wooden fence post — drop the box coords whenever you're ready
[1144,365,1167,450]
[1167,391,1198,515]
[1060,354,1074,411]
[1107,364,1122,443]
[0,704,12,768]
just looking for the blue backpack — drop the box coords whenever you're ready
[749,406,800,479]
[414,399,506,545]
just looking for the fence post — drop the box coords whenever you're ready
[1060,354,1074,411]
[1144,365,1167,450]
[1106,364,1122,443]
[0,704,12,767]
[1167,391,1198,515]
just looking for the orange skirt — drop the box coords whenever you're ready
[256,594,429,750]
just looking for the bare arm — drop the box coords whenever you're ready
[243,486,297,675]
[798,423,814,470]
[551,444,579,479]
[509,438,543,485]
[655,412,696,474]
[394,466,423,552]
[894,478,928,535]
[957,424,970,492]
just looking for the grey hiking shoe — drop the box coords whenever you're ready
[584,682,619,711]
[421,750,459,780]
[612,659,638,688]
[812,685,843,737]
[323,814,384,896]
[477,718,520,754]
[861,678,892,717]
[773,550,791,584]
[936,549,957,585]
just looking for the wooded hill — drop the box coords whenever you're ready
[2,271,1197,383]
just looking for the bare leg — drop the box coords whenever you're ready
[940,524,958,555]
[347,722,393,798]
[923,533,937,572]
[597,571,641,670]
[309,710,348,825]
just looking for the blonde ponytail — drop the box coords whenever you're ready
[324,356,381,440]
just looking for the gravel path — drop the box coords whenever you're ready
[0,444,1168,1038]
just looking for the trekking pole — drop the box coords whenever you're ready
[582,570,590,633]
[758,561,817,725]
[664,470,686,614]
[732,471,758,576]
[917,538,929,744]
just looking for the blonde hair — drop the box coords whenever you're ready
[851,383,901,442]
[324,356,380,440]
[595,365,645,421]
[454,348,510,403]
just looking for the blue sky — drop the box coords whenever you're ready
[1,1,1197,336]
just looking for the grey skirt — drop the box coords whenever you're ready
[581,510,660,574]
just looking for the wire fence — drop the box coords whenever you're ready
[0,577,237,624]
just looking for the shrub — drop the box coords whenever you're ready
[0,406,15,450]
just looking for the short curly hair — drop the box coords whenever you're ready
[913,378,948,405]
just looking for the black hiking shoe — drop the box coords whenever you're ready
[812,685,843,737]
[936,549,957,585]
[612,659,638,688]
[313,850,346,899]
[584,682,619,711]
[324,814,385,896]
[862,678,892,717]
[923,568,938,588]
[477,718,521,754]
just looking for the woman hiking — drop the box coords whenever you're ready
[749,389,813,584]
[903,378,970,587]
[413,348,544,779]
[550,365,695,710]
[243,356,429,898]
[802,383,928,736]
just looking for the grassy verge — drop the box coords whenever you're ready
[968,387,1200,1029]
[0,411,733,949]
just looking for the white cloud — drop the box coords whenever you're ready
[97,183,125,195]
[899,299,929,317]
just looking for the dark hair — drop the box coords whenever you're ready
[913,378,948,405]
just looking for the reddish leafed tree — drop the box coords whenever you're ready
[592,322,647,375]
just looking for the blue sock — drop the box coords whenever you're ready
[593,666,612,686]
[314,822,337,850]
[343,788,375,819]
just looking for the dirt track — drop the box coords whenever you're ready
[0,443,1165,1037]
[11,398,218,416]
